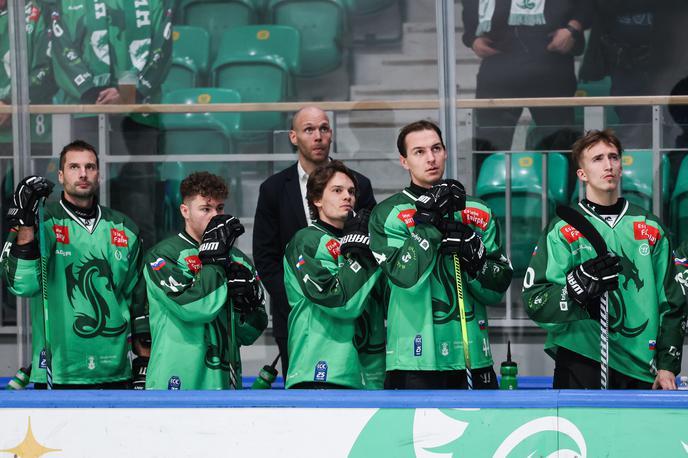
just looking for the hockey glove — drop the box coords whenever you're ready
[227,262,262,315]
[442,178,466,211]
[413,182,453,227]
[7,176,54,227]
[131,356,148,390]
[439,221,486,277]
[340,209,373,260]
[566,252,621,314]
[198,215,244,270]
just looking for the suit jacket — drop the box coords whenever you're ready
[252,162,376,338]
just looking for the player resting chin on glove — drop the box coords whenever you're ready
[141,172,267,390]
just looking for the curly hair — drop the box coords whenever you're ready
[180,171,228,202]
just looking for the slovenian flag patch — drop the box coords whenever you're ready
[649,340,656,350]
[150,258,166,271]
[296,255,305,270]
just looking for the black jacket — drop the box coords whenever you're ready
[252,163,376,338]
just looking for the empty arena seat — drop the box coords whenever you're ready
[163,26,210,92]
[266,0,347,76]
[575,77,620,126]
[211,25,300,132]
[476,153,569,276]
[347,0,397,15]
[179,0,258,59]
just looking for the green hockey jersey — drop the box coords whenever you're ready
[523,200,686,382]
[143,231,267,390]
[0,2,54,103]
[284,221,382,389]
[2,199,142,384]
[354,279,387,389]
[369,187,512,372]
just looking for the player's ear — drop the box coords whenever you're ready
[180,203,189,220]
[576,168,587,182]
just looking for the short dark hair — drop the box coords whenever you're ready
[59,140,98,170]
[180,172,228,202]
[396,120,445,157]
[571,129,623,168]
[306,160,358,221]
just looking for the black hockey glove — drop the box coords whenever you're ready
[340,209,373,260]
[198,215,244,270]
[439,221,486,277]
[413,182,453,228]
[566,253,621,315]
[7,176,54,227]
[131,356,148,390]
[442,178,466,211]
[227,262,262,315]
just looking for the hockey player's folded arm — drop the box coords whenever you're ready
[370,217,441,290]
[145,260,228,324]
[230,254,269,346]
[523,231,588,324]
[287,250,380,319]
[655,238,686,374]
[118,235,143,304]
[466,217,512,302]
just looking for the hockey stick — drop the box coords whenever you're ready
[38,199,53,389]
[448,203,472,389]
[228,296,240,390]
[555,205,610,390]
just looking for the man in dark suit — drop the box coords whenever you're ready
[253,106,376,378]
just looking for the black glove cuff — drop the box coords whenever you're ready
[10,240,39,260]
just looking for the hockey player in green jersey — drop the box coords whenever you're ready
[284,161,384,389]
[142,172,267,390]
[369,120,512,389]
[523,129,686,389]
[2,140,142,388]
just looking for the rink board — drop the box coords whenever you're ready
[1,390,688,457]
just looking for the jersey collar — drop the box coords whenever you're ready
[59,199,102,234]
[578,198,628,228]
[178,230,198,247]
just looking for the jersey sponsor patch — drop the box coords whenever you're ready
[397,208,416,228]
[168,376,181,390]
[633,222,661,246]
[150,258,166,271]
[326,239,340,260]
[314,361,328,382]
[53,225,69,244]
[111,229,129,247]
[461,207,489,231]
[185,256,202,273]
[29,6,40,22]
[414,334,422,356]
[560,224,583,244]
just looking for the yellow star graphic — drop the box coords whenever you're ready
[0,417,61,458]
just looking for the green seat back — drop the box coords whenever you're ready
[180,0,257,59]
[160,88,242,155]
[671,155,688,245]
[574,77,620,126]
[212,26,300,131]
[267,0,346,76]
[620,150,670,210]
[475,152,569,275]
[162,26,210,92]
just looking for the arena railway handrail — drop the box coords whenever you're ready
[3,94,688,114]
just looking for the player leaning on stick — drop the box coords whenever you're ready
[2,140,141,388]
[369,120,512,389]
[141,172,267,390]
[523,129,686,389]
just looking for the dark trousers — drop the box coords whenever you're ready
[275,335,289,379]
[384,367,498,390]
[553,346,652,389]
[34,379,131,390]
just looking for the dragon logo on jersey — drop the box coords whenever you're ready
[607,248,648,338]
[431,258,475,325]
[90,30,110,65]
[205,318,230,371]
[65,256,127,338]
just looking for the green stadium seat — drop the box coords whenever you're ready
[163,26,210,92]
[158,88,244,236]
[575,77,620,126]
[211,25,300,132]
[671,156,688,245]
[179,0,257,60]
[267,0,347,76]
[476,152,569,276]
